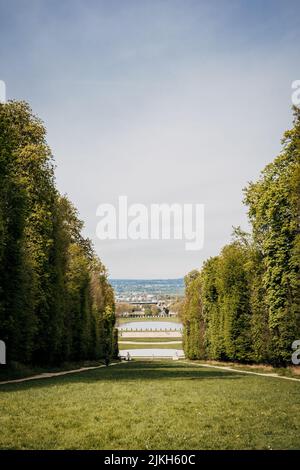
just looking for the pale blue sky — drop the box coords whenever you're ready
[1,0,299,278]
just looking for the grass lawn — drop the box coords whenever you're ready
[195,360,300,380]
[0,360,104,383]
[117,316,181,324]
[0,360,299,450]
[118,343,183,350]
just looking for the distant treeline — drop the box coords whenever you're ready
[0,101,118,366]
[183,107,300,365]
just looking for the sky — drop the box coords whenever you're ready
[0,0,299,278]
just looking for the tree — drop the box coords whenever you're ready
[217,242,252,362]
[0,101,117,367]
[182,107,300,365]
[116,302,132,317]
[244,107,300,364]
[182,270,205,359]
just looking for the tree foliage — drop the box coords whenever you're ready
[183,108,300,365]
[0,101,118,366]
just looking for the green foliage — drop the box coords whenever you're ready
[0,101,116,366]
[183,270,205,359]
[244,107,300,364]
[183,108,300,365]
[218,242,252,362]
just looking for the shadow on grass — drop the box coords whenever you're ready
[0,361,247,393]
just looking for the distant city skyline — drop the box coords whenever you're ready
[1,0,299,277]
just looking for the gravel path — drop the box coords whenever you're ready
[182,361,300,383]
[0,362,123,386]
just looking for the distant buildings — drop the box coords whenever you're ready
[113,279,184,318]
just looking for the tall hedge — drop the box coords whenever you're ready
[183,108,300,365]
[0,101,118,366]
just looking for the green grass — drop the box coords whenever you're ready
[0,360,104,383]
[0,360,299,450]
[118,337,182,342]
[117,316,181,324]
[195,360,300,380]
[118,343,183,350]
